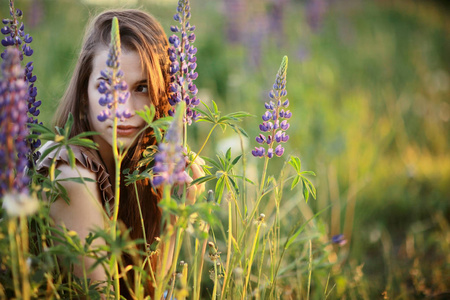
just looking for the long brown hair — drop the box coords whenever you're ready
[54,9,171,296]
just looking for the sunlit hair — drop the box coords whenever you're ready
[54,9,171,296]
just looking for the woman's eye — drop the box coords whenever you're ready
[136,85,149,94]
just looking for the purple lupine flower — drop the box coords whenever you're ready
[152,111,188,187]
[252,56,290,159]
[167,0,200,125]
[0,48,30,197]
[96,17,130,122]
[331,234,347,246]
[1,1,42,167]
[1,1,33,60]
[305,0,327,32]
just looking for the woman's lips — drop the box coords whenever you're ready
[116,125,139,136]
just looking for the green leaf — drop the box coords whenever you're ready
[231,175,255,185]
[212,100,219,115]
[230,125,249,138]
[40,144,61,161]
[201,100,215,116]
[215,177,225,204]
[69,139,98,149]
[303,178,317,200]
[302,180,310,202]
[291,175,301,190]
[202,157,222,170]
[289,156,301,173]
[66,146,76,168]
[190,175,216,186]
[28,123,54,134]
[136,105,156,124]
[225,148,231,162]
[56,177,96,183]
[301,171,316,176]
[228,176,239,195]
[73,131,101,138]
[64,113,74,135]
[230,154,242,169]
[285,206,329,250]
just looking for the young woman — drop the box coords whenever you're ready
[37,9,204,297]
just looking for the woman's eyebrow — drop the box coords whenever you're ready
[96,76,108,81]
[135,79,147,85]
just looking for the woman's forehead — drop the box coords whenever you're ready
[91,48,146,82]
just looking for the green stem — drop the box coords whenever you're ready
[154,186,176,299]
[134,182,147,243]
[19,216,30,300]
[212,260,218,300]
[110,95,122,298]
[8,218,21,299]
[220,193,233,299]
[242,219,262,300]
[307,240,312,300]
[191,124,217,163]
[81,254,89,297]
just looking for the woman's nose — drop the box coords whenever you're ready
[116,92,136,121]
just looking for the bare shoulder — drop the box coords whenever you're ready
[55,162,97,182]
[49,162,105,235]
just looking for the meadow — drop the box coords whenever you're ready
[0,0,449,299]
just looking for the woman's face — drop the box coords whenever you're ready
[87,48,149,152]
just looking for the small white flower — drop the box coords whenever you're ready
[2,192,39,217]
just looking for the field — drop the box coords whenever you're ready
[0,0,449,299]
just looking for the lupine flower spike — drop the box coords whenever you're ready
[1,0,42,166]
[252,56,291,158]
[1,1,33,59]
[0,47,38,216]
[152,102,189,187]
[96,17,130,122]
[168,0,200,125]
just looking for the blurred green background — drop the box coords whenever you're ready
[2,0,449,298]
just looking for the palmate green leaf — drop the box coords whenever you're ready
[150,116,173,143]
[216,154,226,170]
[301,171,316,176]
[212,100,219,115]
[190,174,216,186]
[231,174,255,185]
[225,148,231,162]
[302,177,317,199]
[221,111,253,120]
[28,122,54,134]
[230,124,249,138]
[55,182,70,204]
[66,146,76,168]
[230,154,242,170]
[72,131,101,138]
[54,126,64,136]
[69,139,98,149]
[62,113,74,139]
[40,144,61,161]
[215,177,225,203]
[135,105,156,125]
[56,177,96,184]
[289,155,301,173]
[227,176,239,195]
[202,156,222,170]
[194,107,215,123]
[291,175,301,190]
[302,180,309,202]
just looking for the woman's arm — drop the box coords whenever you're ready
[48,163,108,283]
